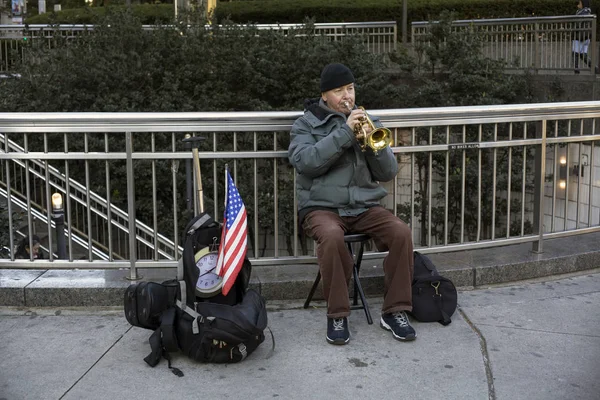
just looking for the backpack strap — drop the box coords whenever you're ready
[144,308,178,364]
[178,279,187,308]
[432,281,452,326]
[144,308,180,370]
[176,299,209,335]
[177,257,184,283]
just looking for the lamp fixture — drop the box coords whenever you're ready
[51,193,63,211]
[559,180,566,189]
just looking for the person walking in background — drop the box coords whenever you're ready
[14,235,45,259]
[573,0,593,74]
[288,63,416,346]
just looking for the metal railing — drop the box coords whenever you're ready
[412,15,598,73]
[0,134,181,260]
[1,103,599,279]
[0,21,397,72]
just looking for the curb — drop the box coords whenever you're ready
[2,245,600,308]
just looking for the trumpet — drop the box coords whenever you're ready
[344,102,392,154]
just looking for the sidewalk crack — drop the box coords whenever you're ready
[58,325,133,400]
[459,307,496,400]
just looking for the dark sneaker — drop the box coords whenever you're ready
[380,311,416,341]
[326,317,350,345]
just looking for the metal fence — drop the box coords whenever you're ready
[0,135,179,260]
[0,21,397,72]
[412,15,598,73]
[1,103,599,279]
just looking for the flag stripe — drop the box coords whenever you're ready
[216,170,249,296]
[223,209,246,264]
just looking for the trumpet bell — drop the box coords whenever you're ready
[353,106,393,154]
[368,127,393,152]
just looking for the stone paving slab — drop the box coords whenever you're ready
[0,312,131,400]
[459,273,600,400]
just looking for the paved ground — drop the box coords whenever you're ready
[1,270,599,400]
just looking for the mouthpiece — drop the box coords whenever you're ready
[344,101,351,110]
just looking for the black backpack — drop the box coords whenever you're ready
[124,213,268,375]
[410,251,458,326]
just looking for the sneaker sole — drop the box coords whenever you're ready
[380,319,416,341]
[326,336,350,345]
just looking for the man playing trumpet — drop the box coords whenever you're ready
[288,63,416,345]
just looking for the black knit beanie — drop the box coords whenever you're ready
[320,63,355,92]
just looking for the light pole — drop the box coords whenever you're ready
[51,193,67,260]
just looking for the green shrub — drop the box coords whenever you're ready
[26,3,173,24]
[216,0,576,25]
[26,0,580,26]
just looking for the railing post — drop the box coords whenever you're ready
[534,22,540,72]
[591,16,597,76]
[125,131,140,280]
[532,120,547,253]
[402,0,408,46]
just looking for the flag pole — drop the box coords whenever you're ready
[224,163,229,211]
[215,164,229,276]
[193,145,204,213]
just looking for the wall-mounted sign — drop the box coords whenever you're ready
[449,143,480,150]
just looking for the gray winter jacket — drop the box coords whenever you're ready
[288,98,398,221]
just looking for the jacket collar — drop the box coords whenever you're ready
[302,98,347,127]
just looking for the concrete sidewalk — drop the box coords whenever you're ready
[1,270,599,400]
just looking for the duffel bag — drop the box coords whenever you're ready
[124,281,178,330]
[410,252,458,325]
[411,275,457,325]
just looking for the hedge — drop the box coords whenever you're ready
[25,0,580,26]
[26,4,173,24]
[215,0,577,24]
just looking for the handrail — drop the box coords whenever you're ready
[1,101,599,130]
[411,14,597,26]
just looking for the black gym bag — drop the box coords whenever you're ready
[410,251,458,326]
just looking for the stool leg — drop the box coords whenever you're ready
[351,240,373,325]
[352,266,373,325]
[347,242,360,306]
[304,271,321,309]
[352,240,366,306]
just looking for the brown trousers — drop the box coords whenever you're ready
[302,207,414,318]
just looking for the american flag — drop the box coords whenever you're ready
[215,168,248,296]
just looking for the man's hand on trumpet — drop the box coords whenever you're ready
[344,104,372,138]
